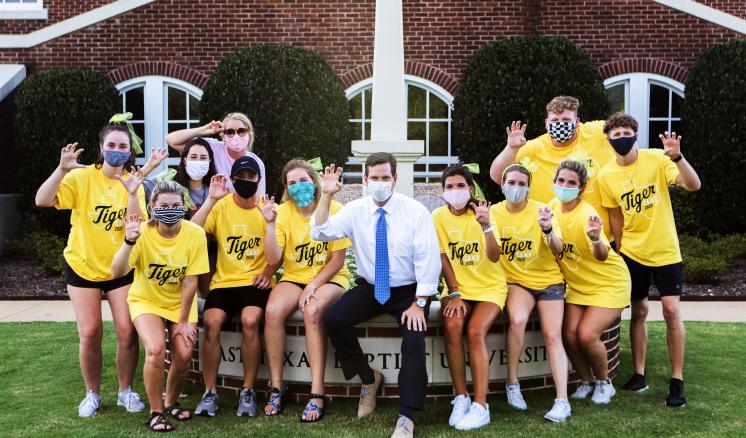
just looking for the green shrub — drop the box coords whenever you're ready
[14,69,119,236]
[453,36,610,201]
[7,230,66,276]
[680,233,746,283]
[200,44,351,198]
[682,40,746,234]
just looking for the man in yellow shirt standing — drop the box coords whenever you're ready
[597,113,701,408]
[489,96,616,239]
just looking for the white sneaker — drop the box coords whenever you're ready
[455,402,490,431]
[117,387,145,413]
[571,381,595,399]
[506,383,528,410]
[591,379,616,404]
[78,391,101,418]
[544,398,572,422]
[448,394,471,426]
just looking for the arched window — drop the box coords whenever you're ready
[346,76,455,182]
[604,73,684,149]
[116,76,202,170]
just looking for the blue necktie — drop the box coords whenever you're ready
[374,207,390,305]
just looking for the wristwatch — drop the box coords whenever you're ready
[414,297,428,308]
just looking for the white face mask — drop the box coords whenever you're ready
[367,180,393,203]
[185,160,210,180]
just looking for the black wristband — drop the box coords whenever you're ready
[672,154,683,163]
[124,238,137,246]
[542,226,553,235]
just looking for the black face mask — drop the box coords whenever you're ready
[234,179,258,199]
[609,135,637,156]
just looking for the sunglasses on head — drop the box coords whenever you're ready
[224,128,251,138]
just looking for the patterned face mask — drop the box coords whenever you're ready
[151,207,185,225]
[288,181,316,208]
[547,121,576,143]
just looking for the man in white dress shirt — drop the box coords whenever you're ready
[311,152,441,438]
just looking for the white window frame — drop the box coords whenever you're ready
[345,75,457,181]
[0,0,47,19]
[604,73,685,149]
[115,76,203,172]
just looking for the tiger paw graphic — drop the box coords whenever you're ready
[499,226,537,273]
[446,230,483,268]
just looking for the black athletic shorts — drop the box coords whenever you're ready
[621,253,683,300]
[203,285,271,318]
[65,262,134,293]
[277,280,346,290]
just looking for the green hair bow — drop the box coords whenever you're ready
[109,112,143,154]
[462,163,486,201]
[307,157,323,173]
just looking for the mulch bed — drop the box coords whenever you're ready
[0,256,744,301]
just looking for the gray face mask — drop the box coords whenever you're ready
[502,185,529,204]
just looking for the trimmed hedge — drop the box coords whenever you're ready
[7,230,66,276]
[680,234,746,283]
[681,40,746,235]
[453,36,610,201]
[14,69,119,236]
[200,44,351,198]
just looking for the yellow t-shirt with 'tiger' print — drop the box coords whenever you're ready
[489,199,564,290]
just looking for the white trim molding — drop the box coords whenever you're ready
[0,0,155,48]
[0,64,25,102]
[654,0,746,35]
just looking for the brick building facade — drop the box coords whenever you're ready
[0,0,744,184]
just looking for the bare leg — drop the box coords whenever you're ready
[506,285,536,384]
[661,296,685,380]
[442,301,472,397]
[165,322,198,410]
[536,299,568,400]
[239,306,265,389]
[577,306,623,381]
[466,302,501,407]
[630,298,649,375]
[263,283,302,415]
[200,308,228,390]
[132,314,168,413]
[68,286,104,393]
[563,303,593,382]
[106,285,139,391]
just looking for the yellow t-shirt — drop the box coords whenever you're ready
[432,206,508,308]
[548,199,630,309]
[203,195,272,290]
[598,148,681,266]
[489,199,564,290]
[516,120,616,238]
[127,221,209,323]
[55,165,146,281]
[276,201,351,289]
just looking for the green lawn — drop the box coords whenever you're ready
[1,321,744,437]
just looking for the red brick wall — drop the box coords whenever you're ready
[0,0,744,89]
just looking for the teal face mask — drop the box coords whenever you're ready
[553,183,580,203]
[288,181,316,208]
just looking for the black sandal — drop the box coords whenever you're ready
[300,393,326,423]
[164,403,192,422]
[145,412,175,433]
[264,385,288,416]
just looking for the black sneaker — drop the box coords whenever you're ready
[622,373,649,392]
[666,379,686,408]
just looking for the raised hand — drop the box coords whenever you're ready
[586,215,604,242]
[505,121,528,150]
[146,148,168,166]
[660,131,682,158]
[208,174,230,200]
[320,164,343,195]
[201,120,223,136]
[470,200,492,227]
[123,214,143,241]
[538,206,553,231]
[259,195,277,223]
[116,166,144,195]
[59,143,86,172]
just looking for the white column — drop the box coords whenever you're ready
[351,0,423,197]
